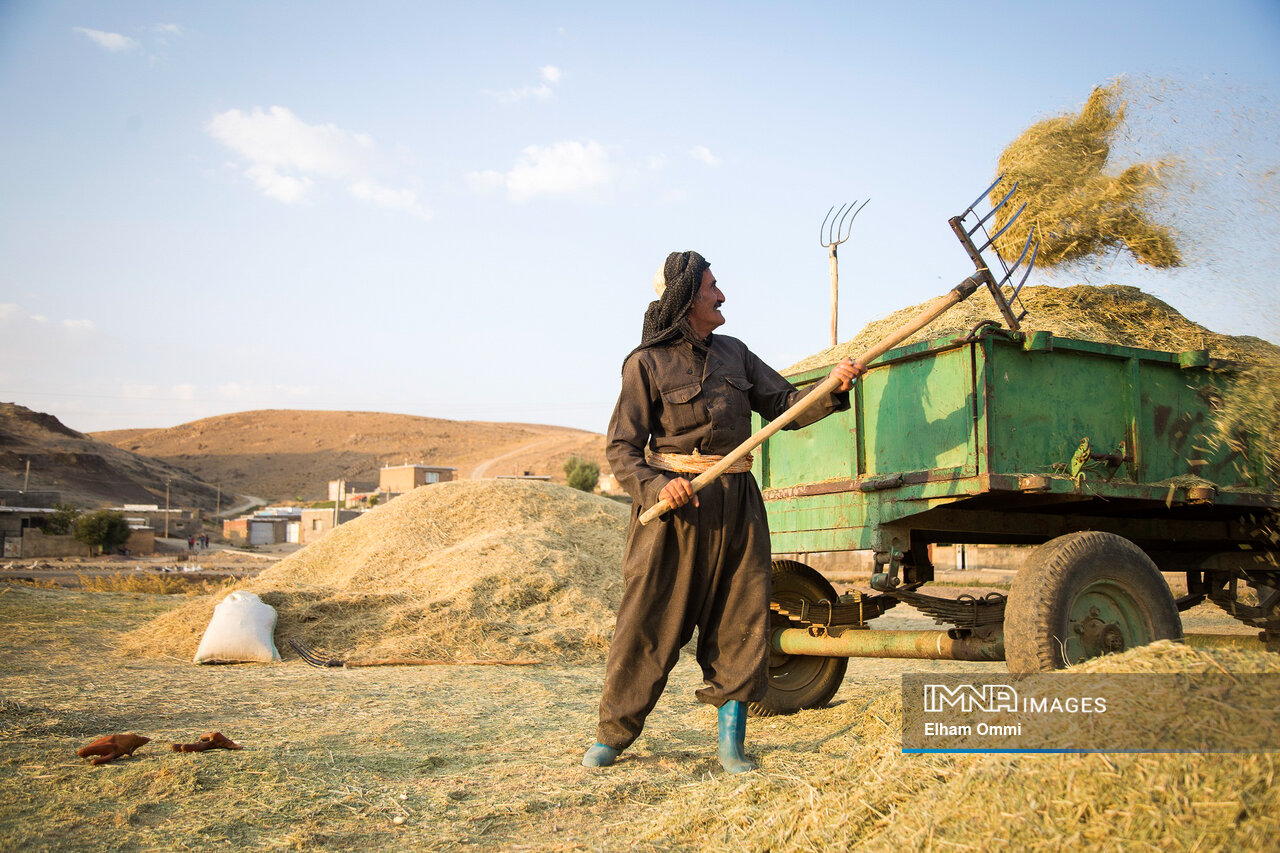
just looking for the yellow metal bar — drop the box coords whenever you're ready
[772,627,1004,661]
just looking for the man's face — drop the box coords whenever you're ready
[687,267,726,337]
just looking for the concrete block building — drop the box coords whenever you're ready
[379,464,457,496]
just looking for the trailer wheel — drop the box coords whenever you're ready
[1005,531,1182,673]
[750,560,848,717]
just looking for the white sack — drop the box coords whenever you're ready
[193,591,281,664]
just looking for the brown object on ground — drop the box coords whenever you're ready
[171,732,242,752]
[76,733,150,765]
[992,81,1181,269]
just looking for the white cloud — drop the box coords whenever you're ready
[207,106,426,217]
[690,145,721,167]
[207,107,371,185]
[490,65,563,103]
[73,27,139,52]
[244,163,313,203]
[467,170,506,194]
[153,23,182,38]
[349,181,429,219]
[472,140,616,202]
[0,304,91,328]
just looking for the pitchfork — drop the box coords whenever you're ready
[949,174,1039,332]
[820,199,870,346]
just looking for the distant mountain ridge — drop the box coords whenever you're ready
[91,409,608,502]
[0,402,225,511]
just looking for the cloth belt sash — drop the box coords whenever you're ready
[647,449,754,475]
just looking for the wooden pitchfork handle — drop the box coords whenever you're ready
[638,275,984,526]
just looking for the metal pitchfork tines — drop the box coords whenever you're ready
[949,174,1039,332]
[820,199,870,346]
[290,639,344,667]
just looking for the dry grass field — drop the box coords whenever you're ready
[2,581,1277,852]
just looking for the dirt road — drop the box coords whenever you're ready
[469,430,593,479]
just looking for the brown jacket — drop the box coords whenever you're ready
[607,332,848,508]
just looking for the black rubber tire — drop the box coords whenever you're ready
[749,560,848,717]
[1005,531,1182,673]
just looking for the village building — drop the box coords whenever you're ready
[1,505,157,557]
[223,505,361,546]
[379,464,457,497]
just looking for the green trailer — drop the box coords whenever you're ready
[753,324,1280,715]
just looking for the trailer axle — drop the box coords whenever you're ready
[772,627,1005,661]
[772,628,1271,661]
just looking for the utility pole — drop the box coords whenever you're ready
[23,460,30,493]
[216,484,221,518]
[332,478,342,532]
[165,480,171,538]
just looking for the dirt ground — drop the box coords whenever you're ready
[0,550,272,589]
[0,580,1267,852]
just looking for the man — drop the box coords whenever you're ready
[583,250,862,773]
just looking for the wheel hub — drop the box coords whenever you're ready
[1068,595,1141,663]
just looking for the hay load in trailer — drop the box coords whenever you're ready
[121,479,630,664]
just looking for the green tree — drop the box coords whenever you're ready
[72,510,131,556]
[42,503,79,535]
[563,456,600,492]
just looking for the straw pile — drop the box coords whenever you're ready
[119,479,630,663]
[991,81,1182,269]
[635,641,1280,850]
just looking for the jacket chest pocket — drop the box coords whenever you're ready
[660,381,704,434]
[722,375,754,422]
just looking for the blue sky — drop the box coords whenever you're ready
[2,1,1278,434]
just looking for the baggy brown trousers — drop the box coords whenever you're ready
[594,472,771,750]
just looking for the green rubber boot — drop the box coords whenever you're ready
[581,742,620,767]
[717,701,756,774]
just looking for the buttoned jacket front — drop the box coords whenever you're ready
[607,332,848,508]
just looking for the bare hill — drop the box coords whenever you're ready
[0,403,225,511]
[92,409,608,502]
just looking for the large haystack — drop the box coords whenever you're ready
[992,81,1182,269]
[120,479,630,663]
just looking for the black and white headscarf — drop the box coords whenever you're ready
[636,250,709,351]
